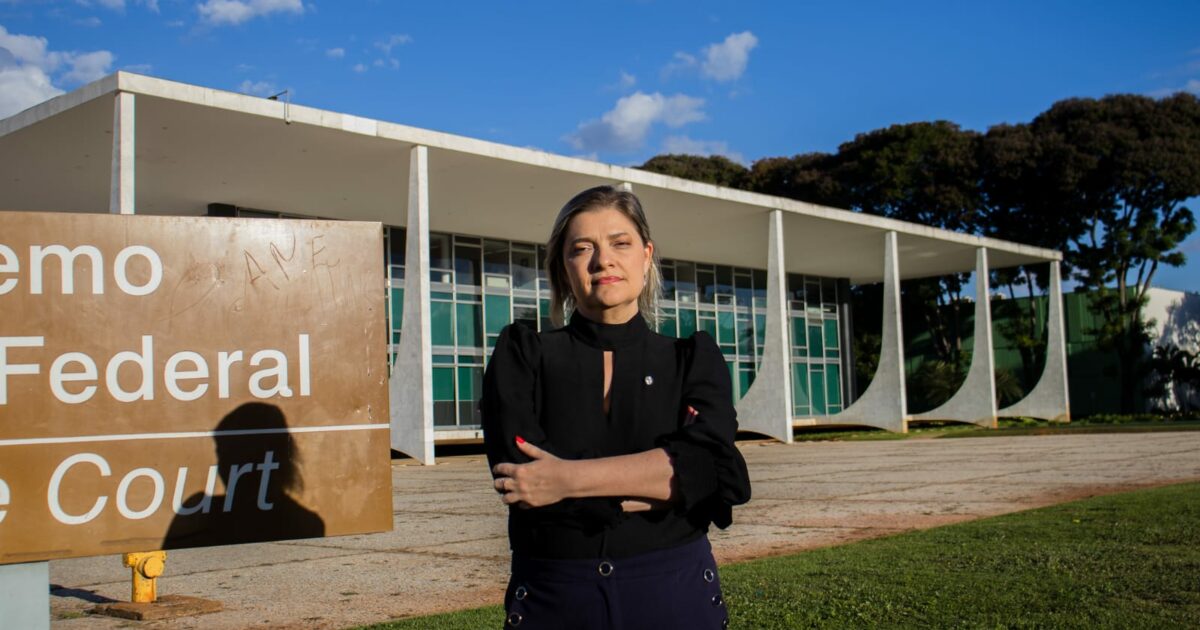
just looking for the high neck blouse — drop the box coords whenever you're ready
[481,311,752,560]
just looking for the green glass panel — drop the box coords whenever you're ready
[755,314,766,346]
[539,299,550,318]
[679,309,697,338]
[432,354,455,364]
[810,364,827,415]
[737,315,754,357]
[791,317,806,348]
[485,294,511,335]
[658,317,677,337]
[433,367,454,401]
[458,366,482,402]
[824,319,840,351]
[431,301,453,346]
[701,317,718,338]
[390,288,404,327]
[808,324,823,357]
[456,303,482,349]
[717,311,735,346]
[727,362,736,403]
[740,362,755,398]
[431,291,453,300]
[792,362,809,415]
[826,363,842,407]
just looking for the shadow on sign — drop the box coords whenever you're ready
[164,403,325,548]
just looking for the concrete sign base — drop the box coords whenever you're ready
[0,561,49,630]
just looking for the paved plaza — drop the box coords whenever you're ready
[48,431,1200,629]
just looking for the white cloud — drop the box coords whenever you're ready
[1149,79,1200,98]
[0,64,64,119]
[661,135,746,165]
[617,70,636,89]
[0,25,114,117]
[566,91,706,154]
[701,31,758,82]
[0,25,59,70]
[93,0,126,9]
[352,63,367,73]
[237,79,277,96]
[374,33,411,55]
[75,16,103,27]
[197,0,304,26]
[63,50,114,83]
[325,47,344,58]
[661,51,696,79]
[76,0,158,10]
[663,31,759,82]
[370,34,409,70]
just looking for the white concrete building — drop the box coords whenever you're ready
[0,73,1071,463]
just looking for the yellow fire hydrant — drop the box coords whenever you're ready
[122,551,167,603]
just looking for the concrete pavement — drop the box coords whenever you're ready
[48,431,1200,629]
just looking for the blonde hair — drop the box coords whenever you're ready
[545,185,662,328]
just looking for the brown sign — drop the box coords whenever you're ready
[0,211,392,564]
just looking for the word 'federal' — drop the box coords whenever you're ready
[0,334,312,405]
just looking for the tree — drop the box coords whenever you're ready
[832,122,983,366]
[1029,94,1200,412]
[744,153,847,207]
[977,123,1086,390]
[637,154,749,188]
[1146,344,1200,412]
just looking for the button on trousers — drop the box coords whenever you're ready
[504,535,728,630]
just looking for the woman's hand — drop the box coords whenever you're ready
[492,437,575,508]
[620,498,671,512]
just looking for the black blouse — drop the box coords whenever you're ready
[480,311,752,560]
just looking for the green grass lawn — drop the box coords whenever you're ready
[785,418,1200,442]
[361,482,1200,629]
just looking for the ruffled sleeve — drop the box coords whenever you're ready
[480,323,621,527]
[655,331,752,528]
[481,323,542,471]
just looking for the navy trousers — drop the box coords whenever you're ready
[503,535,728,630]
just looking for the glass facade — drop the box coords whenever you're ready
[656,260,769,402]
[384,226,850,430]
[385,227,554,429]
[787,275,845,416]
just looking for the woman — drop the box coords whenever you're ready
[481,185,751,629]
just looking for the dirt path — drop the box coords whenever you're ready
[48,432,1200,629]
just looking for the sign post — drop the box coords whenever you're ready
[0,212,392,618]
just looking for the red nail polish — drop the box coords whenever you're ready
[515,435,525,445]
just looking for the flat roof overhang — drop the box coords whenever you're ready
[0,73,1060,284]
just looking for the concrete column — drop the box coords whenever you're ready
[0,561,49,630]
[735,210,794,443]
[389,145,436,464]
[826,231,907,432]
[912,248,998,427]
[998,261,1071,422]
[109,91,135,215]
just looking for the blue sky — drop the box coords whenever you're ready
[0,0,1197,291]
